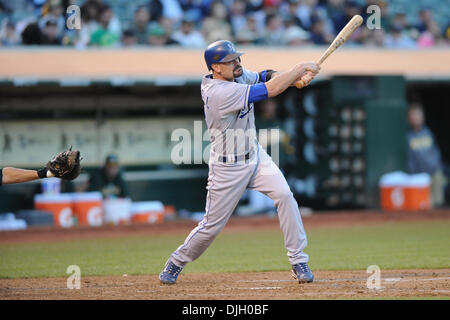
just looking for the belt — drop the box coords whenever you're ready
[217,149,254,163]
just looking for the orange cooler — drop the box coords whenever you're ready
[131,201,165,224]
[379,172,430,211]
[71,192,103,227]
[34,194,73,228]
[380,186,404,210]
[404,174,431,210]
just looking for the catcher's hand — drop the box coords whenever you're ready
[46,146,82,180]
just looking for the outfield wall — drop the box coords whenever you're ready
[0,48,449,81]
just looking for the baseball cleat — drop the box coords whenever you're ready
[292,262,314,283]
[159,261,183,285]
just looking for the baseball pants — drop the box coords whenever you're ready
[169,144,308,267]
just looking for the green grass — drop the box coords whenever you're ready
[0,221,449,278]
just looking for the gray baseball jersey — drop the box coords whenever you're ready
[167,68,309,269]
[201,68,259,157]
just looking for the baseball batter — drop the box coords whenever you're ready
[160,40,320,284]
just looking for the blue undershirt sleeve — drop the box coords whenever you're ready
[248,82,268,103]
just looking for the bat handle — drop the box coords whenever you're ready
[295,60,322,89]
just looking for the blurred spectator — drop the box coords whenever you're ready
[407,104,446,207]
[178,0,208,24]
[235,13,263,45]
[121,29,137,47]
[172,15,205,48]
[309,17,333,45]
[417,30,436,48]
[262,12,284,45]
[389,11,411,33]
[148,0,163,22]
[130,6,151,45]
[280,0,303,28]
[294,0,327,32]
[21,22,43,44]
[77,0,103,48]
[230,0,247,36]
[159,16,176,39]
[41,19,61,45]
[38,0,65,38]
[246,0,264,13]
[88,154,130,199]
[325,0,346,33]
[159,0,183,23]
[414,8,443,47]
[445,24,450,45]
[415,8,435,34]
[0,21,20,46]
[282,17,310,46]
[332,0,361,32]
[363,28,385,47]
[148,20,178,46]
[384,25,416,48]
[201,0,233,43]
[89,5,121,47]
[0,0,449,48]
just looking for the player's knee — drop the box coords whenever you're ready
[274,189,294,202]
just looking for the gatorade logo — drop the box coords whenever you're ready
[391,187,405,208]
[59,208,73,228]
[87,206,103,227]
[148,213,158,224]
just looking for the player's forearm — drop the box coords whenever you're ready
[269,71,300,87]
[2,167,40,184]
[265,67,303,97]
[265,63,319,97]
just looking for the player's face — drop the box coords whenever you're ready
[213,58,243,80]
[230,58,243,78]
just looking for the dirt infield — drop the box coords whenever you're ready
[1,209,449,300]
[1,209,449,245]
[1,269,449,300]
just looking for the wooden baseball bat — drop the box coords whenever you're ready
[295,15,363,88]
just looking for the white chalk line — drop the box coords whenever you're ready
[236,286,282,290]
[240,277,450,284]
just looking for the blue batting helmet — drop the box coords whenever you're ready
[204,40,244,71]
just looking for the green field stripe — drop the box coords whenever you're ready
[0,221,449,278]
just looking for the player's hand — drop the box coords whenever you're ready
[295,71,317,88]
[300,71,316,86]
[300,62,320,74]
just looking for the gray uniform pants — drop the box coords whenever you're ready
[169,144,308,268]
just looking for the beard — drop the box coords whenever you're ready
[233,66,243,78]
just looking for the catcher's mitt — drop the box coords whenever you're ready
[46,147,82,180]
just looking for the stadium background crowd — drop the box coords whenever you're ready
[0,0,449,49]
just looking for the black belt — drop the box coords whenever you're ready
[218,151,251,163]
